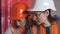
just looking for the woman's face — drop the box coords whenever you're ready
[33,10,49,25]
[17,18,26,27]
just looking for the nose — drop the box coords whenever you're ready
[36,16,40,22]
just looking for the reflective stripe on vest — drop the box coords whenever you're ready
[32,20,58,34]
[13,28,26,34]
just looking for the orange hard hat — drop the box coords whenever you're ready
[10,3,28,20]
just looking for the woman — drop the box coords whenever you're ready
[28,0,60,34]
[5,3,31,34]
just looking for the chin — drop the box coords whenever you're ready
[37,23,41,25]
[44,25,51,27]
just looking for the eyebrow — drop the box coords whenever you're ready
[17,20,21,22]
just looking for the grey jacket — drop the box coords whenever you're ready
[5,25,32,34]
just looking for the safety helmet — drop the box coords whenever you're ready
[10,3,28,20]
[28,0,56,11]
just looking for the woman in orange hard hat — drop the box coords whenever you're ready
[5,3,31,34]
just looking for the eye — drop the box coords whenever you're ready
[17,20,21,22]
[34,14,37,17]
[38,13,41,16]
[38,14,40,16]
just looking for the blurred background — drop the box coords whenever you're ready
[51,0,60,16]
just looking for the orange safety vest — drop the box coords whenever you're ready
[32,20,58,34]
[13,27,26,34]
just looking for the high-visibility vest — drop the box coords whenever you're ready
[13,27,26,34]
[32,20,58,34]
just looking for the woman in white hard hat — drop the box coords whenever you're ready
[28,0,60,34]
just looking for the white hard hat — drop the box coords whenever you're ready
[28,0,56,11]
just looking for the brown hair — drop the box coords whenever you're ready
[47,9,55,23]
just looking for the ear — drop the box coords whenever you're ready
[45,10,49,17]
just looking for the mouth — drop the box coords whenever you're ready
[37,20,45,25]
[37,22,42,25]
